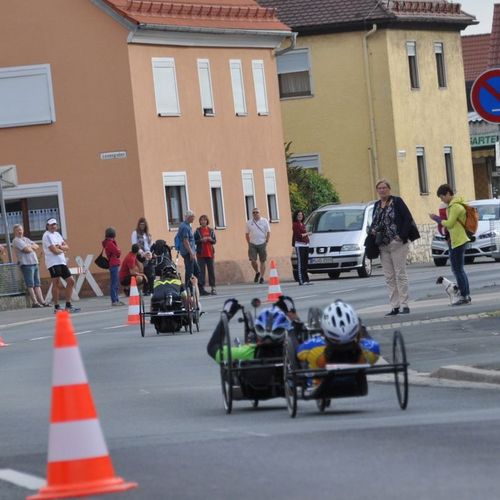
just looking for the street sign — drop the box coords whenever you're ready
[471,68,500,123]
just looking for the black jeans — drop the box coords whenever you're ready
[449,243,470,297]
[295,246,309,284]
[198,256,216,290]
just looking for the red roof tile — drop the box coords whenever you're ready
[489,3,500,68]
[104,0,289,31]
[462,34,490,82]
[257,0,475,32]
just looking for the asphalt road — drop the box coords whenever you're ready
[1,260,500,499]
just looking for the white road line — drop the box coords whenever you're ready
[0,468,45,490]
[294,295,318,299]
[29,336,51,341]
[75,330,93,335]
[103,325,128,330]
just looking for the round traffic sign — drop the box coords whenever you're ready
[471,68,500,123]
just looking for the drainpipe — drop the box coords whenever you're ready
[275,31,297,56]
[363,24,378,199]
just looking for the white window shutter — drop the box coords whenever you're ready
[242,170,254,196]
[252,60,269,115]
[276,49,310,74]
[208,171,222,188]
[163,172,186,186]
[152,58,180,116]
[263,168,277,194]
[197,59,214,114]
[230,60,247,115]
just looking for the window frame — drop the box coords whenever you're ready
[444,146,456,192]
[434,42,447,89]
[416,146,429,195]
[251,60,269,116]
[406,41,420,90]
[1,181,66,239]
[229,59,247,116]
[163,172,189,229]
[263,168,280,222]
[208,171,226,229]
[0,64,56,129]
[276,48,313,99]
[288,153,321,173]
[152,57,181,117]
[197,58,215,117]
[241,169,256,220]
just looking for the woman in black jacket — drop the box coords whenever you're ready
[370,179,419,317]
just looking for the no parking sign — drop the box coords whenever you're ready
[471,68,500,123]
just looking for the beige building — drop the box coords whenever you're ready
[0,0,295,288]
[259,0,476,230]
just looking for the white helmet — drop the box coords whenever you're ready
[321,300,359,344]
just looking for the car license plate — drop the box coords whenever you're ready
[310,257,335,264]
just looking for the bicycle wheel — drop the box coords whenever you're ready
[219,314,233,414]
[393,330,409,410]
[316,398,331,413]
[283,336,298,418]
[139,295,145,338]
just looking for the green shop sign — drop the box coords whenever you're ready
[470,134,498,147]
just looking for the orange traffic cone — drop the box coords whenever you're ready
[0,336,9,348]
[267,260,283,302]
[27,311,137,499]
[127,276,140,325]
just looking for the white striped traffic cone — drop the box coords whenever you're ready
[267,259,283,302]
[127,276,140,325]
[27,311,137,499]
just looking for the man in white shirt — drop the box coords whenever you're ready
[245,208,270,284]
[42,218,80,313]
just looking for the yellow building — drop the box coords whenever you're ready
[259,0,477,226]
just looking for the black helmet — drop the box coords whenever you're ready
[161,261,178,278]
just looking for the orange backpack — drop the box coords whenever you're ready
[458,203,479,237]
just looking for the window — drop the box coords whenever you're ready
[229,60,247,116]
[444,146,456,191]
[289,154,321,173]
[263,168,279,222]
[252,60,269,115]
[208,171,226,228]
[0,181,64,242]
[416,147,428,194]
[163,172,189,227]
[406,42,420,90]
[0,64,56,128]
[241,170,255,220]
[276,48,312,98]
[152,58,180,116]
[434,42,447,88]
[197,59,215,116]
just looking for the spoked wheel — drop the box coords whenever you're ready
[283,336,298,418]
[139,294,145,337]
[219,314,233,414]
[393,330,408,410]
[316,398,331,413]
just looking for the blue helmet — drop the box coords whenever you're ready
[254,306,292,342]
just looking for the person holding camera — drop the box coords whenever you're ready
[370,179,418,317]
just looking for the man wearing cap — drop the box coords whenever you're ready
[42,218,80,313]
[245,208,270,284]
[177,210,200,290]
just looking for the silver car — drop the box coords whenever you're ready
[291,202,376,280]
[431,199,500,266]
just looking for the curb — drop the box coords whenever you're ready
[430,365,500,385]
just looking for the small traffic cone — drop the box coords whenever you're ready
[27,311,137,499]
[127,276,140,325]
[0,336,9,348]
[267,259,283,302]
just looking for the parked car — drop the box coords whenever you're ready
[291,202,377,280]
[431,199,500,266]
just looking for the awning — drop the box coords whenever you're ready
[472,148,494,159]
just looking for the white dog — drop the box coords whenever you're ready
[436,276,461,305]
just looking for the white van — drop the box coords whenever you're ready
[291,202,377,280]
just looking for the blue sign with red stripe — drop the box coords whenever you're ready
[471,69,500,123]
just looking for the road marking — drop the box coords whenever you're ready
[76,330,93,335]
[294,295,317,299]
[0,468,45,490]
[29,336,51,341]
[103,325,128,330]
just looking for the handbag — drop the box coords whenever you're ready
[374,230,384,246]
[94,249,109,270]
[408,220,421,242]
[364,233,380,259]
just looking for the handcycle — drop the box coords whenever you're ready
[282,307,409,418]
[138,288,201,336]
[218,299,307,414]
